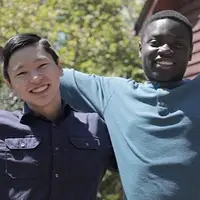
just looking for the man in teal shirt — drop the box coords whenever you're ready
[60,10,198,199]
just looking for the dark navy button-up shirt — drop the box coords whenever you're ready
[0,103,116,200]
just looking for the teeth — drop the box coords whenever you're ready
[32,85,48,93]
[157,61,173,65]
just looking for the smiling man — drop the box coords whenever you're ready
[60,10,200,200]
[0,33,116,200]
[139,11,192,85]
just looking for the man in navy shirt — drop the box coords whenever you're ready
[0,33,116,200]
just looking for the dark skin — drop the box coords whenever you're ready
[139,18,193,88]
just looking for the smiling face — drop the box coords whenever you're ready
[139,18,192,82]
[6,44,63,109]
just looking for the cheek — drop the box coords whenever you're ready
[50,68,63,80]
[11,82,28,97]
[175,51,190,64]
[13,86,25,96]
[142,53,154,66]
[142,47,157,60]
[147,48,157,58]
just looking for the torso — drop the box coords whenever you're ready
[0,109,112,200]
[104,76,200,200]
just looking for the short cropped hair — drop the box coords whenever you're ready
[2,33,59,81]
[140,10,193,46]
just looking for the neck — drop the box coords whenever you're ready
[28,94,63,121]
[147,79,184,89]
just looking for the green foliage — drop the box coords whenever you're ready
[0,84,23,110]
[0,0,144,80]
[99,171,123,200]
[0,0,145,199]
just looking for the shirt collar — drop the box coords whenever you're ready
[144,79,190,89]
[20,99,73,124]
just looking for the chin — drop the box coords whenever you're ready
[152,72,180,82]
[27,97,54,108]
[29,102,51,108]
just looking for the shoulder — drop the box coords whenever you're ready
[0,110,21,123]
[72,111,107,133]
[0,110,23,129]
[62,68,133,86]
[72,111,104,125]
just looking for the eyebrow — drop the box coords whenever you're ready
[151,33,186,40]
[13,64,24,72]
[33,57,48,63]
[13,57,48,71]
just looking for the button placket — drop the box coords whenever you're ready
[156,88,169,116]
[51,124,62,184]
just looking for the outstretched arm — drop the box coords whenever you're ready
[60,68,115,117]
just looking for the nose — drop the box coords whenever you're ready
[158,44,173,56]
[30,70,43,84]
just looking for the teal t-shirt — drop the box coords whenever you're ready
[60,68,200,200]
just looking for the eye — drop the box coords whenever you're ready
[149,39,159,47]
[16,71,27,76]
[173,42,184,49]
[38,63,47,68]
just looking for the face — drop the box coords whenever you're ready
[6,44,63,109]
[139,18,192,82]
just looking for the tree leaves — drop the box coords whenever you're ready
[0,0,144,199]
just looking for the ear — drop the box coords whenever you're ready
[58,59,64,76]
[4,79,12,89]
[138,41,142,58]
[188,44,193,61]
[0,46,3,61]
[5,79,18,97]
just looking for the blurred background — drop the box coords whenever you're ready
[0,0,145,199]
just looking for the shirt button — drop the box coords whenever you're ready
[85,142,89,147]
[55,173,59,178]
[159,102,166,107]
[55,147,59,151]
[20,142,26,148]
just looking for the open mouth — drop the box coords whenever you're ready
[156,61,174,69]
[30,84,49,94]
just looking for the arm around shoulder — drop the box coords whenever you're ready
[60,68,116,116]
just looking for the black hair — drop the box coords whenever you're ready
[140,10,193,46]
[2,33,59,81]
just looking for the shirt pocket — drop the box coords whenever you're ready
[5,136,42,179]
[68,137,104,177]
